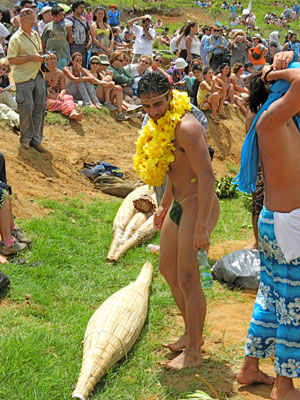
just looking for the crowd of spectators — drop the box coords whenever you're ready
[0,0,300,263]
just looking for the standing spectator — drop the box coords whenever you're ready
[282,32,299,59]
[38,6,53,36]
[41,6,68,70]
[12,0,33,31]
[294,2,299,19]
[200,25,211,66]
[248,34,268,71]
[0,10,10,59]
[107,5,120,28]
[268,31,282,64]
[7,8,46,152]
[229,2,237,21]
[127,15,156,63]
[229,30,250,65]
[65,0,90,68]
[205,25,228,71]
[185,22,200,62]
[90,7,113,57]
[84,7,93,26]
[43,0,58,8]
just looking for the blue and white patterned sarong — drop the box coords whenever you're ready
[245,206,300,378]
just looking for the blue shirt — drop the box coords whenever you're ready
[108,10,120,27]
[205,35,228,55]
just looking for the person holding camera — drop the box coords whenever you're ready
[229,30,250,65]
[248,34,268,71]
[7,8,47,153]
[127,14,156,64]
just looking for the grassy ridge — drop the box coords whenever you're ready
[0,195,251,400]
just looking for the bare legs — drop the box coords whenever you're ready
[159,196,219,370]
[0,195,14,242]
[237,356,300,399]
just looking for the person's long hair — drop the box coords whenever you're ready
[93,6,107,23]
[245,72,269,113]
[184,21,197,37]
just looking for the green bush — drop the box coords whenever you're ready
[215,175,238,199]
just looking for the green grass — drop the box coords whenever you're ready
[0,195,251,399]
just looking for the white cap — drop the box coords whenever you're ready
[174,57,188,70]
[39,6,52,15]
[144,14,152,21]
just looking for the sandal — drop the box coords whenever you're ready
[218,112,228,119]
[211,116,221,124]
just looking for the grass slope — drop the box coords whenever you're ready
[0,194,251,400]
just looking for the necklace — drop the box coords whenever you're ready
[133,90,191,187]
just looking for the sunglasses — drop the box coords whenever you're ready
[155,59,162,63]
[91,62,100,65]
[141,60,149,64]
[117,58,124,62]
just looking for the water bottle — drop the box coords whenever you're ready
[147,244,160,255]
[197,249,213,288]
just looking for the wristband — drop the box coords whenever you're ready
[263,68,275,85]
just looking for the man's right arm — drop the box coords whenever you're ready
[8,55,44,65]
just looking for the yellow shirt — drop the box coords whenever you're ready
[197,81,212,106]
[7,28,42,84]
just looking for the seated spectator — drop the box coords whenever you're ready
[197,66,226,124]
[166,57,187,89]
[154,18,163,29]
[229,62,248,114]
[90,7,113,57]
[149,53,169,79]
[158,27,170,46]
[63,52,102,109]
[107,51,139,104]
[190,63,203,106]
[45,52,83,121]
[122,30,132,45]
[88,55,130,121]
[38,6,53,36]
[41,6,68,70]
[1,10,17,41]
[124,54,152,95]
[122,53,131,67]
[214,62,236,106]
[112,26,126,49]
[0,58,17,112]
[241,61,254,78]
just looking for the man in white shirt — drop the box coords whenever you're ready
[127,14,155,63]
[0,10,9,58]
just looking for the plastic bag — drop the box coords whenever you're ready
[211,249,260,289]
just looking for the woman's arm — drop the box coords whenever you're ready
[63,66,91,83]
[186,35,192,61]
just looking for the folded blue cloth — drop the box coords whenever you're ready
[234,62,300,193]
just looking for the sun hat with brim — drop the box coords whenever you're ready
[174,57,188,70]
[89,56,100,64]
[99,54,110,65]
[144,14,152,21]
[252,33,262,39]
[39,6,52,14]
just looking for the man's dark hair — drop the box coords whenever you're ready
[192,64,202,72]
[246,72,269,113]
[138,71,171,98]
[20,0,32,8]
[52,6,64,16]
[72,0,85,12]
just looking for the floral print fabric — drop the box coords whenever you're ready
[245,206,300,378]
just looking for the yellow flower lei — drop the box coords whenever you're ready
[133,90,191,187]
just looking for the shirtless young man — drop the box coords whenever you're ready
[136,72,220,370]
[235,56,300,399]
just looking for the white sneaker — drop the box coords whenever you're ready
[127,104,143,113]
[103,102,117,111]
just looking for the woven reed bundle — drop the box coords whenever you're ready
[121,212,147,243]
[107,185,153,261]
[111,216,156,263]
[72,262,153,400]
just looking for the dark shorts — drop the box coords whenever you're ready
[252,170,264,216]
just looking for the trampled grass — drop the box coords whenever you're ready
[0,195,252,400]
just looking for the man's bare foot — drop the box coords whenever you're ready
[271,386,300,400]
[95,103,102,110]
[237,368,275,385]
[162,334,204,352]
[160,351,202,371]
